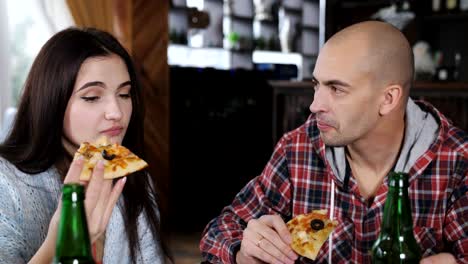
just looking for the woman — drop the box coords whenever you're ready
[0,27,168,263]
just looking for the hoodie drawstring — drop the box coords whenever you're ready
[329,180,335,264]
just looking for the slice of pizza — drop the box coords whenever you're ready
[286,209,338,260]
[73,136,148,181]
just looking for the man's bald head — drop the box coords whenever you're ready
[324,21,414,96]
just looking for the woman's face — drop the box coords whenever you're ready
[62,54,133,154]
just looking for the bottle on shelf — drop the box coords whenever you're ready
[453,52,462,81]
[54,184,95,264]
[371,172,422,264]
[432,0,444,13]
[446,0,460,13]
[461,0,468,11]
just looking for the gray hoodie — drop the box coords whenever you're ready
[325,98,439,182]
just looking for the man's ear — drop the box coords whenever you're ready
[379,84,403,115]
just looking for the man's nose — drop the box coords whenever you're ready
[309,87,327,113]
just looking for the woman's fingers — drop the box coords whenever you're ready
[63,158,125,242]
[84,160,105,215]
[100,177,126,230]
[63,156,84,184]
[84,162,126,241]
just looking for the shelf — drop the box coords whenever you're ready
[253,50,303,66]
[413,81,468,90]
[339,0,392,8]
[282,5,303,15]
[225,14,253,23]
[168,44,251,69]
[225,48,253,54]
[170,5,189,11]
[423,12,468,22]
[270,80,314,90]
[301,25,319,31]
[269,81,468,91]
[255,18,278,25]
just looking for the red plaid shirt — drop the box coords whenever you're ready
[200,101,468,263]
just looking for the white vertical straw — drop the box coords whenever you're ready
[329,180,335,264]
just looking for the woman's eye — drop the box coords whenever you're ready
[80,96,99,102]
[119,93,131,99]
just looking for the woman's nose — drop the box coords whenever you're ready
[104,99,123,120]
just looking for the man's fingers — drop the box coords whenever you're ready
[101,177,126,229]
[64,157,84,184]
[260,215,293,244]
[257,215,298,260]
[244,239,283,264]
[254,237,295,264]
[244,217,298,263]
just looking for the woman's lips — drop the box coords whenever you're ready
[101,127,123,137]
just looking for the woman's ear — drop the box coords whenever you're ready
[379,84,403,115]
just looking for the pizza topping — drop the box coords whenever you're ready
[310,219,324,231]
[286,210,338,260]
[73,136,148,181]
[101,149,116,160]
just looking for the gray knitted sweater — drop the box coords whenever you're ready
[0,157,164,263]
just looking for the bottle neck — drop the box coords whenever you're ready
[55,184,93,260]
[381,173,414,234]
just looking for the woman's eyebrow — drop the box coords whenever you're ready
[78,81,105,91]
[117,81,131,89]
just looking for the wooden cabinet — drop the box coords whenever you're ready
[270,81,468,145]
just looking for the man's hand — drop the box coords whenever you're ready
[420,253,456,264]
[236,215,298,264]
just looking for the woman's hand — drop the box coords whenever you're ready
[76,158,127,242]
[29,157,126,263]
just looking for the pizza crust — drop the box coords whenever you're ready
[286,210,338,260]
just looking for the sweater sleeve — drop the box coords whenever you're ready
[0,172,28,264]
[199,136,293,263]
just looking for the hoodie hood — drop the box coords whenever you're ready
[325,98,440,182]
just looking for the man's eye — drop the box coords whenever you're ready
[331,86,342,93]
[80,96,99,102]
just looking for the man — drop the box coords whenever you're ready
[200,21,467,263]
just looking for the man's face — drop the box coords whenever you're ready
[310,44,384,147]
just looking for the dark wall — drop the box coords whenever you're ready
[169,67,274,231]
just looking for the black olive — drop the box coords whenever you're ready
[102,149,116,160]
[310,219,324,231]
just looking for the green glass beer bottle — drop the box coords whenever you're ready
[371,172,421,264]
[54,183,95,264]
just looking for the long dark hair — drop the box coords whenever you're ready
[0,27,168,262]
